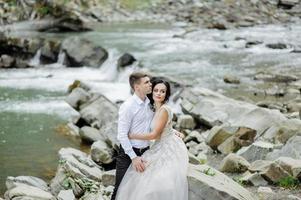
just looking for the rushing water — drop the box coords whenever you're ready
[1,22,301,195]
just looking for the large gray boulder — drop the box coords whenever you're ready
[50,148,103,196]
[6,176,49,192]
[236,141,274,162]
[62,37,108,67]
[65,87,91,110]
[275,157,301,179]
[79,95,119,148]
[188,164,258,200]
[180,88,291,139]
[266,135,301,160]
[206,126,256,154]
[177,114,196,129]
[79,126,105,144]
[219,153,250,173]
[91,140,114,164]
[4,184,55,200]
[261,119,301,144]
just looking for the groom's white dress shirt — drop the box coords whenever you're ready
[117,93,154,159]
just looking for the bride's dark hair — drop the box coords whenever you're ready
[147,78,171,111]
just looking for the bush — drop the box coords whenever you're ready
[277,176,300,189]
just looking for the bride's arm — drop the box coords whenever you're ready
[129,108,168,140]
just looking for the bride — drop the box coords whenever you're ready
[115,79,189,200]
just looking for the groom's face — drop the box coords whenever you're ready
[136,76,152,95]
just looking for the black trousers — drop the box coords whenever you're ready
[111,145,149,200]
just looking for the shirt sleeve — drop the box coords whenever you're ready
[117,103,137,159]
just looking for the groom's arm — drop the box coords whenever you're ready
[129,108,168,140]
[117,104,137,159]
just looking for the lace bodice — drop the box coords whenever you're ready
[150,105,173,141]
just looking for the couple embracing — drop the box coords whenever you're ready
[111,72,189,200]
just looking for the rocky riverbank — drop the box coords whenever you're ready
[1,0,301,31]
[2,78,301,199]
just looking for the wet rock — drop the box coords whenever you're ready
[40,40,61,63]
[117,53,137,69]
[223,75,240,84]
[219,153,250,173]
[188,164,258,200]
[292,44,301,53]
[278,0,300,9]
[62,37,108,67]
[79,126,105,144]
[266,43,288,49]
[0,54,15,68]
[91,140,114,165]
[66,122,80,137]
[67,80,91,94]
[65,87,91,110]
[79,94,119,148]
[256,101,286,113]
[254,72,298,83]
[245,40,263,48]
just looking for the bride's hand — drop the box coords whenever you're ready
[175,131,185,139]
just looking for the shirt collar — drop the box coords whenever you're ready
[133,93,149,105]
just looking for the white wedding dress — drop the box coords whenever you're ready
[115,105,189,200]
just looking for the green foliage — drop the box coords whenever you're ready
[277,176,300,189]
[35,5,51,15]
[232,177,247,186]
[202,167,216,176]
[58,159,67,165]
[75,177,100,193]
[120,0,154,10]
[199,159,207,165]
[7,0,17,7]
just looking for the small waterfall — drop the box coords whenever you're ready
[57,51,66,65]
[29,48,41,67]
[99,49,119,81]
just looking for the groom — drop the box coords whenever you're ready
[111,72,154,200]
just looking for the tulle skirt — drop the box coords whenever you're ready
[116,134,189,200]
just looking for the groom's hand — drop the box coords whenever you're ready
[132,156,146,172]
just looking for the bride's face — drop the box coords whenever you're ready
[152,83,167,104]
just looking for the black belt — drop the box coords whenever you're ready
[133,146,149,154]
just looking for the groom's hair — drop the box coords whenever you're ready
[129,72,149,90]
